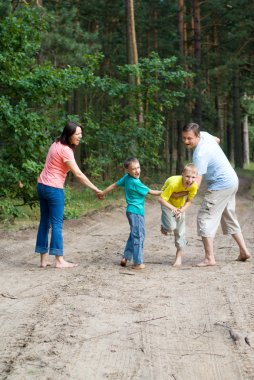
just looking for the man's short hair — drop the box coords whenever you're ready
[183,122,200,137]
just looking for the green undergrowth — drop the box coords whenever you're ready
[0,178,163,231]
[1,166,253,232]
[236,164,254,198]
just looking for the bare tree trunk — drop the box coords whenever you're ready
[176,0,185,173]
[243,113,250,166]
[190,0,202,126]
[217,95,225,141]
[125,0,138,77]
[165,115,170,174]
[125,0,144,124]
[232,70,243,168]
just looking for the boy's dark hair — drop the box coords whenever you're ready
[183,122,200,137]
[124,157,139,169]
[56,120,83,149]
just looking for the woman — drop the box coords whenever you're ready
[35,120,102,268]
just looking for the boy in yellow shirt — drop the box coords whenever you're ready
[159,163,198,266]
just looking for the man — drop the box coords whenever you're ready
[182,122,250,266]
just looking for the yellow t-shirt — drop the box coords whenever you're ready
[161,175,198,208]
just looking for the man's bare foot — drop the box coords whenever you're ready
[55,259,78,268]
[236,251,251,262]
[120,258,127,267]
[161,226,169,236]
[132,263,145,270]
[173,261,182,267]
[197,260,216,267]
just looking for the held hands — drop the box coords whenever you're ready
[96,190,104,200]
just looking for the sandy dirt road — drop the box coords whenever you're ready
[0,177,254,380]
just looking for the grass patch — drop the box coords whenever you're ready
[0,183,126,231]
[64,184,125,219]
[0,177,164,231]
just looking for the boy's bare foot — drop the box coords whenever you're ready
[236,251,251,262]
[173,249,182,267]
[161,226,169,236]
[120,258,127,267]
[197,260,216,267]
[132,264,145,270]
[55,259,78,268]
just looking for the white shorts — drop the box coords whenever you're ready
[161,205,187,248]
[197,184,241,238]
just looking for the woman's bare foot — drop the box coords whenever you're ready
[55,258,78,268]
[40,253,52,268]
[236,251,251,262]
[132,263,145,270]
[197,259,216,267]
[40,262,52,268]
[120,258,127,267]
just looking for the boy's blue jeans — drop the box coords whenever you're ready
[124,212,145,265]
[35,183,64,256]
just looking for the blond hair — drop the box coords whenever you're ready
[182,163,197,174]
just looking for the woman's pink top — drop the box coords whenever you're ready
[38,141,75,189]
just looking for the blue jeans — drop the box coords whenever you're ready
[35,183,64,256]
[124,212,145,265]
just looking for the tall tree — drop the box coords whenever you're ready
[125,0,143,124]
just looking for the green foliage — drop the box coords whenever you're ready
[40,6,101,67]
[0,6,97,217]
[82,53,191,178]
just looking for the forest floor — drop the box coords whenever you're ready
[0,176,254,380]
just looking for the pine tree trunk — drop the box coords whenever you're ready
[176,0,185,173]
[125,0,144,124]
[191,0,202,126]
[243,114,250,166]
[232,70,243,168]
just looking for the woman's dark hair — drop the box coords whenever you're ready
[56,121,83,149]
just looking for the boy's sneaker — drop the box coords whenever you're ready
[160,226,169,236]
[120,258,127,267]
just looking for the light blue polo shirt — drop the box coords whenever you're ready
[193,132,238,190]
[116,174,150,216]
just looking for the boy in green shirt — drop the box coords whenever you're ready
[159,163,198,266]
[102,157,161,269]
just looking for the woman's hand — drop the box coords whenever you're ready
[96,190,104,200]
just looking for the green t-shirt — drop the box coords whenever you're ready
[116,174,149,216]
